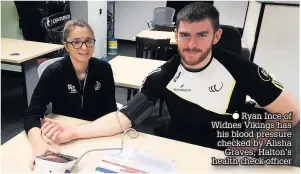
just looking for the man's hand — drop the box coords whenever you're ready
[30,140,59,170]
[41,118,76,144]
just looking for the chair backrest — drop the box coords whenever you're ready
[136,37,170,61]
[154,25,176,32]
[152,7,175,28]
[214,25,242,56]
[38,57,64,78]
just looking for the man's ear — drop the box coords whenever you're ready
[213,28,223,45]
[174,28,178,42]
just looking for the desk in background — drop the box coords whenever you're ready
[109,55,165,100]
[133,30,248,50]
[1,115,299,173]
[1,38,64,105]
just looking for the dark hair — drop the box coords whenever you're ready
[63,19,94,42]
[176,2,220,31]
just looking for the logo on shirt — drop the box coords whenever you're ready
[174,83,191,92]
[173,72,181,82]
[209,82,223,92]
[67,84,77,94]
[258,67,271,81]
[94,81,101,91]
[46,18,51,27]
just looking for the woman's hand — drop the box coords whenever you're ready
[30,140,59,170]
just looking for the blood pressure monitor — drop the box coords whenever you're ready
[35,153,78,173]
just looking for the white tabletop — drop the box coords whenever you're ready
[109,55,166,89]
[2,115,299,173]
[1,38,64,64]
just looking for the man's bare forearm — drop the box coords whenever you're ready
[73,112,132,140]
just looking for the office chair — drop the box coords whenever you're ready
[147,7,175,30]
[213,25,250,60]
[214,25,243,56]
[37,57,123,115]
[136,36,171,61]
[154,25,176,32]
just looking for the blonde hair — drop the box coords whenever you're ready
[62,19,94,42]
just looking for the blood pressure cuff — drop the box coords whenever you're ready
[119,92,155,125]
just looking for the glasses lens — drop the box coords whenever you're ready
[86,39,95,47]
[72,41,82,49]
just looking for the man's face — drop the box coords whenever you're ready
[175,18,222,66]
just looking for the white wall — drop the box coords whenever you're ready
[114,1,167,40]
[1,1,23,40]
[70,1,107,59]
[253,5,299,103]
[114,1,248,40]
[242,1,261,50]
[70,1,88,22]
[88,1,107,58]
[214,1,249,28]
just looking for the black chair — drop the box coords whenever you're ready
[154,24,176,32]
[136,36,171,61]
[214,25,250,60]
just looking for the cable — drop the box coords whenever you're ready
[65,105,139,173]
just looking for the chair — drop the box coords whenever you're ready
[147,7,175,30]
[154,25,176,32]
[38,57,64,77]
[214,25,243,57]
[128,37,171,102]
[135,36,171,61]
[37,57,123,115]
[214,25,250,60]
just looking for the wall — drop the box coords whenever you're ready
[253,4,299,103]
[70,1,107,58]
[70,1,88,22]
[88,1,107,58]
[114,1,249,40]
[114,1,167,40]
[1,1,23,40]
[214,1,248,28]
[242,1,261,50]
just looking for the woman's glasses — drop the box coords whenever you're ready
[67,39,96,49]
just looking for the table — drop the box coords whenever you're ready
[1,115,299,173]
[1,38,64,105]
[133,30,248,49]
[109,55,165,100]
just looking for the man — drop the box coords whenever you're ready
[41,2,299,151]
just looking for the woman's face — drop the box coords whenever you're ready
[64,26,95,64]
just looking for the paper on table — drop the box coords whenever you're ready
[95,148,176,173]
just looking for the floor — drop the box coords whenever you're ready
[1,40,300,167]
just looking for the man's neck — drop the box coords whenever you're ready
[182,51,212,70]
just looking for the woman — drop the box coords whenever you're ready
[24,19,117,170]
